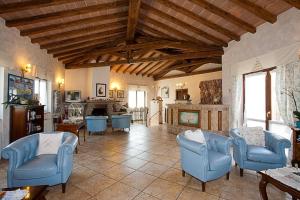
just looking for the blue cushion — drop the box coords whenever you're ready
[14,154,58,180]
[247,145,282,164]
[208,150,231,171]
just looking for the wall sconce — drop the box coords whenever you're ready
[110,82,120,91]
[21,64,32,77]
[176,82,186,89]
[58,78,64,90]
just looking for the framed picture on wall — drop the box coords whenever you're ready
[117,90,124,98]
[161,86,169,98]
[96,83,106,97]
[109,90,114,98]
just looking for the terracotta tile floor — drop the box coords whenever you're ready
[0,124,293,200]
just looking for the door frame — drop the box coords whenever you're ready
[242,66,276,130]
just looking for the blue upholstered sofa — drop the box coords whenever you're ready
[1,132,78,193]
[177,131,232,192]
[230,128,291,176]
[86,116,108,134]
[111,114,131,131]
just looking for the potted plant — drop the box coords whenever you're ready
[282,89,300,128]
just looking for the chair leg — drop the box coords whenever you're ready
[202,182,206,192]
[182,170,185,177]
[240,168,244,177]
[62,183,66,193]
[226,172,230,180]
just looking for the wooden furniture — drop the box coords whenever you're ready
[10,105,44,143]
[259,168,300,200]
[2,185,48,200]
[56,121,86,153]
[291,127,300,167]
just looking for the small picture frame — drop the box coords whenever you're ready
[161,86,169,98]
[117,90,124,98]
[96,83,106,97]
[109,90,114,98]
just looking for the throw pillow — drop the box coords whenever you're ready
[238,127,265,146]
[184,129,206,144]
[37,132,63,155]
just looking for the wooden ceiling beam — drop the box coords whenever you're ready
[155,0,239,41]
[282,0,300,9]
[41,27,126,50]
[137,24,172,39]
[0,0,81,15]
[189,0,256,33]
[229,0,276,23]
[147,61,177,77]
[126,0,141,41]
[154,67,222,80]
[31,20,127,44]
[6,0,128,27]
[142,61,166,76]
[49,34,126,55]
[21,11,128,36]
[140,14,211,46]
[65,50,223,69]
[141,3,227,46]
[136,61,158,76]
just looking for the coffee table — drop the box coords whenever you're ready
[2,185,48,200]
[259,167,300,200]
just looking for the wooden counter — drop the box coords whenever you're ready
[166,104,229,135]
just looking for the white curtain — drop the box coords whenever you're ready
[231,75,243,128]
[275,61,300,126]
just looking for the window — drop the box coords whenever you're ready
[128,89,146,108]
[34,78,49,112]
[243,67,290,138]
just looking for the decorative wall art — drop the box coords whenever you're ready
[199,79,222,104]
[178,109,200,127]
[96,83,106,97]
[161,86,169,98]
[117,90,124,98]
[8,74,34,103]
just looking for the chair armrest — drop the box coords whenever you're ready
[212,135,232,155]
[57,133,78,172]
[176,134,207,156]
[265,131,291,154]
[230,129,247,159]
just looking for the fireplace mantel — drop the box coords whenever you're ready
[166,104,229,135]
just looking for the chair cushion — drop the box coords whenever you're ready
[238,127,265,146]
[184,129,206,144]
[37,133,63,155]
[208,150,231,171]
[14,154,58,180]
[247,145,282,164]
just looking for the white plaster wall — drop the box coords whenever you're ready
[65,69,155,106]
[0,18,65,148]
[155,71,222,105]
[222,8,300,127]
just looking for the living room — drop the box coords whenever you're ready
[0,0,299,200]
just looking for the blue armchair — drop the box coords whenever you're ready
[1,132,78,193]
[230,128,291,176]
[86,116,108,134]
[111,114,131,132]
[177,131,232,192]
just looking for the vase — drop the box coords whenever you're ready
[295,121,300,128]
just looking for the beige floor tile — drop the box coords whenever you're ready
[95,182,140,200]
[121,171,157,190]
[138,162,169,177]
[143,178,184,200]
[75,173,116,195]
[160,168,191,186]
[105,153,133,163]
[177,187,219,200]
[122,157,148,169]
[102,164,135,180]
[82,159,117,172]
[133,192,160,200]
[46,184,91,200]
[69,165,98,185]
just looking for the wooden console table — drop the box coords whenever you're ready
[56,121,86,154]
[291,127,300,167]
[259,168,300,200]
